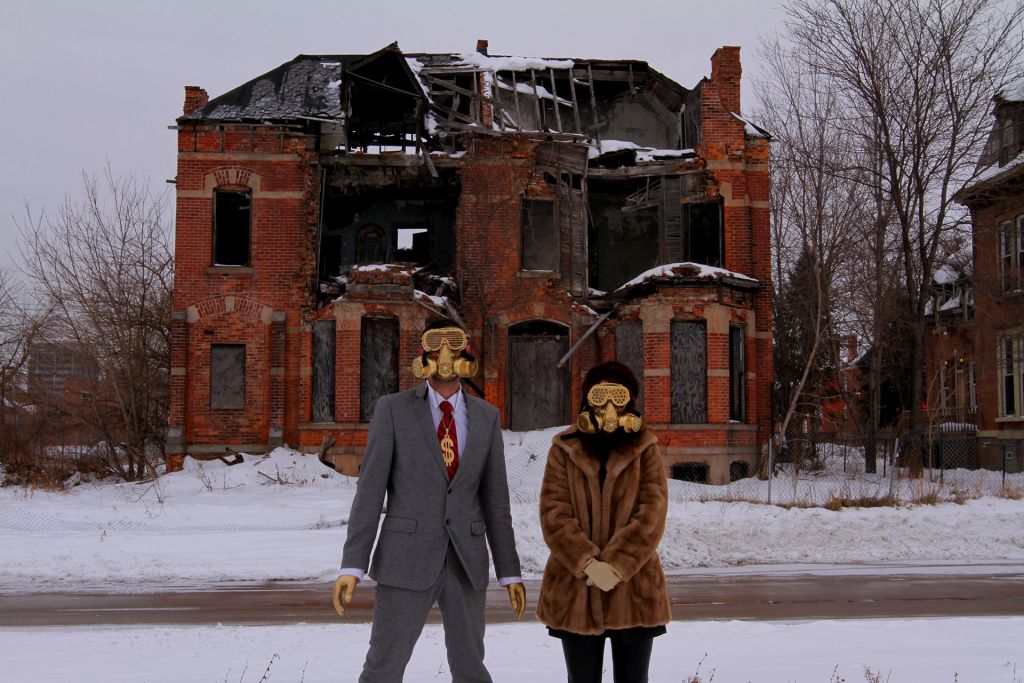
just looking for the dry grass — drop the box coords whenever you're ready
[997,483,1024,500]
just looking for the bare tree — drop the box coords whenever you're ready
[0,270,36,441]
[781,0,1024,471]
[757,36,871,466]
[18,169,173,481]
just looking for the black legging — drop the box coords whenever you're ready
[560,633,654,683]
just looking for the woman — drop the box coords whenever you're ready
[536,361,670,683]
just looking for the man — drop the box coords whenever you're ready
[332,318,526,683]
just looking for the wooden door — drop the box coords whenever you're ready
[507,322,570,430]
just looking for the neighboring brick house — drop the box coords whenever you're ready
[922,265,977,428]
[168,41,773,485]
[953,79,1024,471]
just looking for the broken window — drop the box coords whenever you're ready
[671,320,707,424]
[521,199,558,271]
[671,462,708,483]
[213,190,251,266]
[507,320,570,430]
[589,178,660,291]
[687,202,723,268]
[210,344,245,410]
[394,227,430,264]
[359,316,399,423]
[319,178,459,276]
[729,325,745,422]
[355,225,386,264]
[312,319,336,422]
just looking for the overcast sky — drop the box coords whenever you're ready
[0,0,785,272]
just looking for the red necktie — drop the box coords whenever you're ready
[438,400,459,479]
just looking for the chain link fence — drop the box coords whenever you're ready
[504,427,1024,508]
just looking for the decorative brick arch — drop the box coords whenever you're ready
[203,167,262,192]
[187,295,272,324]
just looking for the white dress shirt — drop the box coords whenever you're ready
[341,381,522,586]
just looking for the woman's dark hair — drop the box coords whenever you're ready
[581,361,639,400]
[424,317,465,333]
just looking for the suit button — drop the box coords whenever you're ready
[445,518,451,525]
[448,488,453,494]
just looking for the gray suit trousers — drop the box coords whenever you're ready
[360,544,491,683]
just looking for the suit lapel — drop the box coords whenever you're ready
[412,384,449,479]
[458,395,487,482]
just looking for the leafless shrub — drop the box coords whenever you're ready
[16,167,173,482]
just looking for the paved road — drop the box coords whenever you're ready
[3,566,1023,626]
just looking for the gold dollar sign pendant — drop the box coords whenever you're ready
[440,433,456,467]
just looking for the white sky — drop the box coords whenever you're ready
[0,0,785,272]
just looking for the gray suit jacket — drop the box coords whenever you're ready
[341,384,522,591]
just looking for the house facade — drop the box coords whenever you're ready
[953,80,1024,471]
[167,41,773,484]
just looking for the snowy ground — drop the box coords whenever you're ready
[2,618,1022,682]
[2,431,1024,681]
[0,431,1022,591]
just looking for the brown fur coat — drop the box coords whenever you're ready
[535,427,671,635]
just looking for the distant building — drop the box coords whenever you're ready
[168,41,774,484]
[953,78,1024,471]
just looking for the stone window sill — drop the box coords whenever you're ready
[208,266,254,275]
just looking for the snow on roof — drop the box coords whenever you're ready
[455,53,574,72]
[495,78,571,106]
[961,148,1024,196]
[999,76,1024,102]
[413,289,448,308]
[588,139,696,162]
[731,111,771,138]
[933,264,960,285]
[616,262,759,291]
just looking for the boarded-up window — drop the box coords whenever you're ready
[211,344,245,410]
[671,320,706,423]
[508,320,570,430]
[521,199,558,271]
[557,175,587,295]
[213,190,251,266]
[615,321,644,410]
[360,316,399,423]
[729,324,745,422]
[312,319,336,423]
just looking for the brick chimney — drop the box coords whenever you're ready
[183,86,209,116]
[710,46,741,113]
[476,39,492,127]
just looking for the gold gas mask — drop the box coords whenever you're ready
[576,382,643,434]
[411,326,479,382]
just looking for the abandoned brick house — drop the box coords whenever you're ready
[167,41,772,485]
[949,79,1024,472]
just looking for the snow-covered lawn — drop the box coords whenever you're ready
[1,433,1023,591]
[1,618,1022,682]
[2,431,1023,681]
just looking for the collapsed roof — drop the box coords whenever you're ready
[178,41,766,161]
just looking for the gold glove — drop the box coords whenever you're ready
[332,575,358,618]
[506,582,526,620]
[583,559,623,592]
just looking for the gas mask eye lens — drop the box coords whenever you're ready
[422,327,468,352]
[586,383,630,408]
